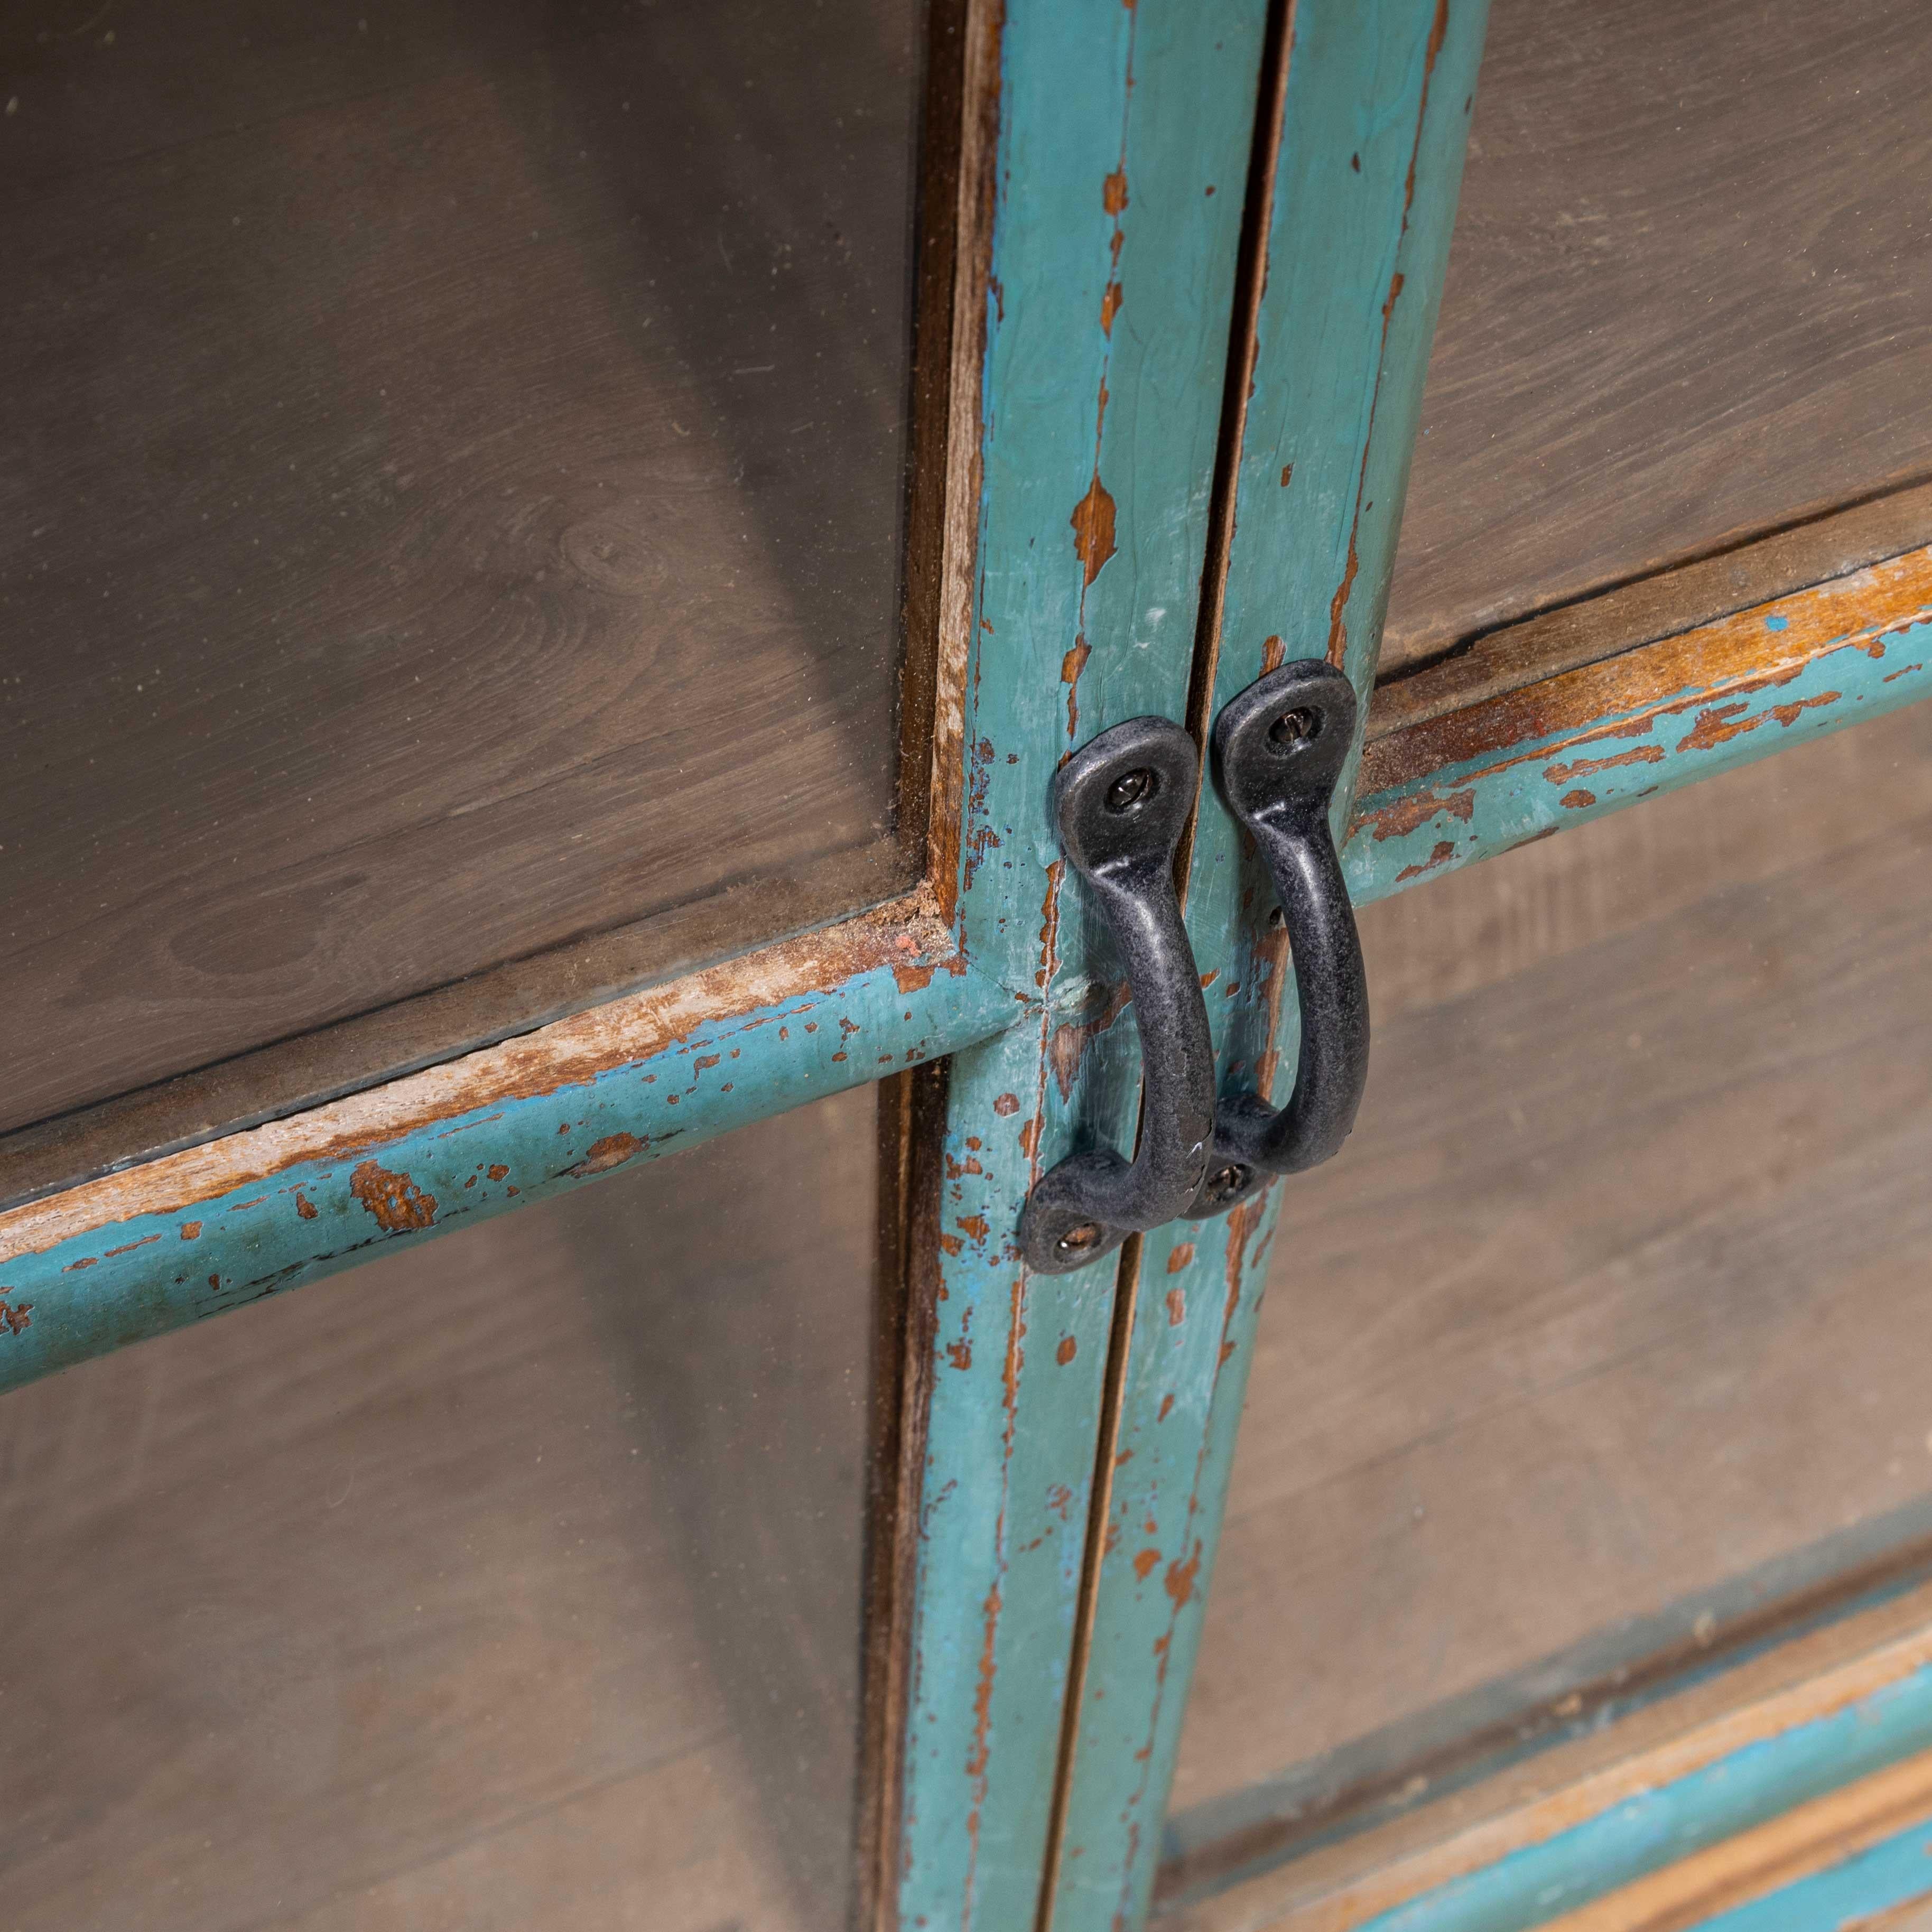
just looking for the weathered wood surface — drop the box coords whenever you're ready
[1382,0,1932,671]
[1349,551,1932,904]
[0,903,1009,1394]
[0,0,920,1136]
[1163,697,1932,1899]
[889,2,1272,1924]
[1043,4,1492,1927]
[1168,1619,1932,1932]
[0,1086,875,1931]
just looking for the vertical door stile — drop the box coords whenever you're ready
[1043,5,1492,1929]
[883,2,1274,1927]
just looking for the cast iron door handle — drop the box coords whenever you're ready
[1018,716,1216,1275]
[1186,659,1369,1218]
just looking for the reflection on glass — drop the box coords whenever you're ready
[1163,701,1932,1893]
[0,1087,877,1930]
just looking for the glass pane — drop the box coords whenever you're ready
[1384,0,1932,671]
[0,1086,877,1929]
[1163,699,1932,1892]
[2,0,923,1135]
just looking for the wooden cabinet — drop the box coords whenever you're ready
[4,3,1930,1928]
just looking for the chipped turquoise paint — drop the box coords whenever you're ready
[0,951,1015,1397]
[1697,1808,1932,1931]
[1351,1662,1932,1932]
[1045,4,1492,1928]
[897,2,1273,1926]
[1345,616,1932,907]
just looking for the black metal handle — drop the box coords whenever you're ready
[1186,660,1369,1218]
[1018,717,1215,1274]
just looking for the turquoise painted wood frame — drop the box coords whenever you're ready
[6,4,1932,1930]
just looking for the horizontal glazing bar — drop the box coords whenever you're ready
[1346,547,1932,903]
[0,903,1017,1396]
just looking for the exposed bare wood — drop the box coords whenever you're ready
[1371,480,1932,739]
[0,897,962,1265]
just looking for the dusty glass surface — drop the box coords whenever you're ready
[1,0,922,1134]
[1163,701,1932,1887]
[0,1086,877,1930]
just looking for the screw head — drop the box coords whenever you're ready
[1104,767,1158,813]
[1269,707,1321,748]
[1202,1162,1251,1206]
[1056,1221,1106,1256]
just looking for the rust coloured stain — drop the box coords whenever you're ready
[105,1234,161,1257]
[956,1214,991,1244]
[1261,634,1287,675]
[1561,789,1596,809]
[1165,1287,1186,1326]
[1771,692,1841,727]
[1071,476,1118,586]
[1103,165,1129,214]
[1543,745,1665,785]
[1364,786,1475,842]
[1035,859,1063,990]
[0,1297,32,1336]
[1678,701,1754,751]
[1395,839,1457,885]
[1049,980,1133,1101]
[294,1191,318,1221]
[1164,1546,1203,1609]
[349,1160,437,1233]
[4,898,967,1265]
[993,1092,1020,1117]
[1360,554,1932,802]
[1157,1392,1175,1422]
[1134,1548,1162,1582]
[948,1337,973,1370]
[1063,635,1092,738]
[62,1257,96,1272]
[180,1222,200,1239]
[1166,1243,1194,1273]
[1056,1335,1078,1365]
[569,1134,646,1177]
[1101,280,1125,335]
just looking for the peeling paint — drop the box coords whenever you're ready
[348,1160,437,1234]
[1071,476,1119,585]
[568,1134,646,1177]
[1395,838,1458,883]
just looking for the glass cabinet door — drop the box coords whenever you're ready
[10,2,1932,1929]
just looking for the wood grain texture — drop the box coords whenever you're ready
[1537,1750,1932,1932]
[0,900,1014,1394]
[1169,1619,1932,1932]
[0,1084,878,1932]
[1163,698,1932,1901]
[1381,0,1932,671]
[0,0,922,1135]
[1041,4,1493,1928]
[888,3,1273,1924]
[1348,551,1932,905]
[1371,483,1932,741]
